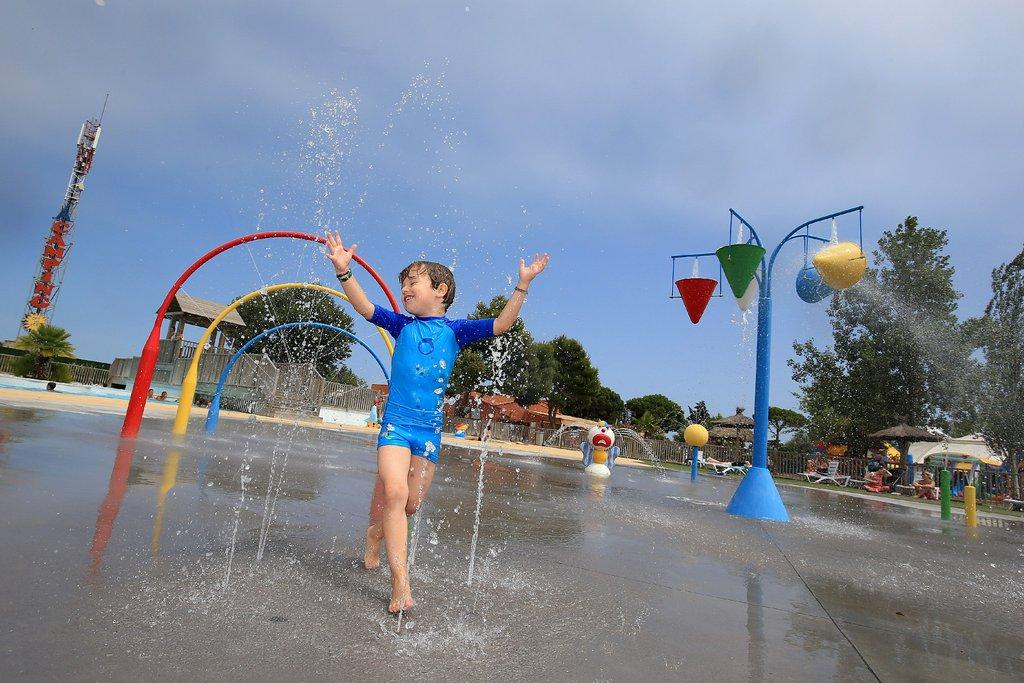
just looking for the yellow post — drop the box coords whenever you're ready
[170,283,394,436]
[152,449,181,556]
[964,485,977,528]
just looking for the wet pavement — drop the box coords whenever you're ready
[1,404,1022,681]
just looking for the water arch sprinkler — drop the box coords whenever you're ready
[171,283,393,436]
[204,321,390,434]
[120,231,399,438]
[669,206,866,522]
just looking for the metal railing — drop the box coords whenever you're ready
[55,362,109,385]
[321,382,380,413]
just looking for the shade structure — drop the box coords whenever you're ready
[716,243,765,299]
[708,425,754,442]
[675,277,718,324]
[867,423,941,441]
[713,406,754,427]
[921,435,1003,468]
[812,241,867,289]
[796,265,833,303]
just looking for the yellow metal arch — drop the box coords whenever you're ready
[172,283,393,435]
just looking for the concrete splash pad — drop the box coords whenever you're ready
[1,404,1022,681]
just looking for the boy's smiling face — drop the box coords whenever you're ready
[401,266,449,317]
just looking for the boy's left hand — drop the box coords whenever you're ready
[519,253,550,283]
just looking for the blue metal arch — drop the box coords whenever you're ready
[204,322,389,433]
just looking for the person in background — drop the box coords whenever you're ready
[914,470,939,500]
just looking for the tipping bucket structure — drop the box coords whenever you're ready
[675,277,718,324]
[716,244,765,299]
[795,265,833,303]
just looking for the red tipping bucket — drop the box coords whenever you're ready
[675,277,718,324]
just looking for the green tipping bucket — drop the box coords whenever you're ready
[716,243,765,299]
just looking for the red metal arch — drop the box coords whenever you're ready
[120,231,398,437]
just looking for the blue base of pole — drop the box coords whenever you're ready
[725,466,790,522]
[204,397,221,434]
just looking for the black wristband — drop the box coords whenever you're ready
[336,270,354,283]
[514,286,528,295]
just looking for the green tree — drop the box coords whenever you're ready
[547,335,600,425]
[460,296,533,398]
[767,407,808,446]
[517,341,557,408]
[448,296,545,417]
[586,385,626,423]
[625,394,686,435]
[226,288,357,382]
[448,349,489,417]
[687,401,711,427]
[13,324,75,380]
[789,216,973,454]
[333,366,367,387]
[634,411,664,439]
[971,246,1024,499]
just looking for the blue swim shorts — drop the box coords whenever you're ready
[377,422,442,463]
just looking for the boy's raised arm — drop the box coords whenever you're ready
[494,253,550,335]
[324,230,376,320]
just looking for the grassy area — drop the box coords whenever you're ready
[776,477,1024,518]
[648,460,687,472]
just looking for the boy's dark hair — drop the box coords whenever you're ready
[399,261,456,311]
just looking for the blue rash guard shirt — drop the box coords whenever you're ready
[371,305,495,457]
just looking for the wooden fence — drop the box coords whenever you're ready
[0,353,109,386]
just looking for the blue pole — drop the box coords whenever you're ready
[690,445,699,481]
[204,322,390,434]
[724,287,790,522]
[752,295,771,470]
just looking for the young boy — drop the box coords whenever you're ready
[324,231,549,613]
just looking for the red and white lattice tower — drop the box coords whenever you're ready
[22,113,103,331]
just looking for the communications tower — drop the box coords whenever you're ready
[21,104,105,332]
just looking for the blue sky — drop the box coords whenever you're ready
[3,1,1023,417]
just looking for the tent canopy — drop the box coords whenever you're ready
[921,435,1003,468]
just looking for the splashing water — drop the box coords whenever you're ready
[408,509,422,567]
[613,427,660,462]
[222,464,250,589]
[466,448,488,586]
[543,424,589,447]
[256,434,293,562]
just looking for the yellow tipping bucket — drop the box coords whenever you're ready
[812,241,867,290]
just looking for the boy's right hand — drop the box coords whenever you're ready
[325,230,357,274]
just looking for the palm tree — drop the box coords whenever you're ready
[14,324,74,380]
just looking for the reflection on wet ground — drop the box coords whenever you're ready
[1,405,1022,681]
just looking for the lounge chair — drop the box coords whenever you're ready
[802,460,849,487]
[698,453,747,475]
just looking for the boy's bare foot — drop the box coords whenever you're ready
[363,525,383,569]
[388,579,415,614]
